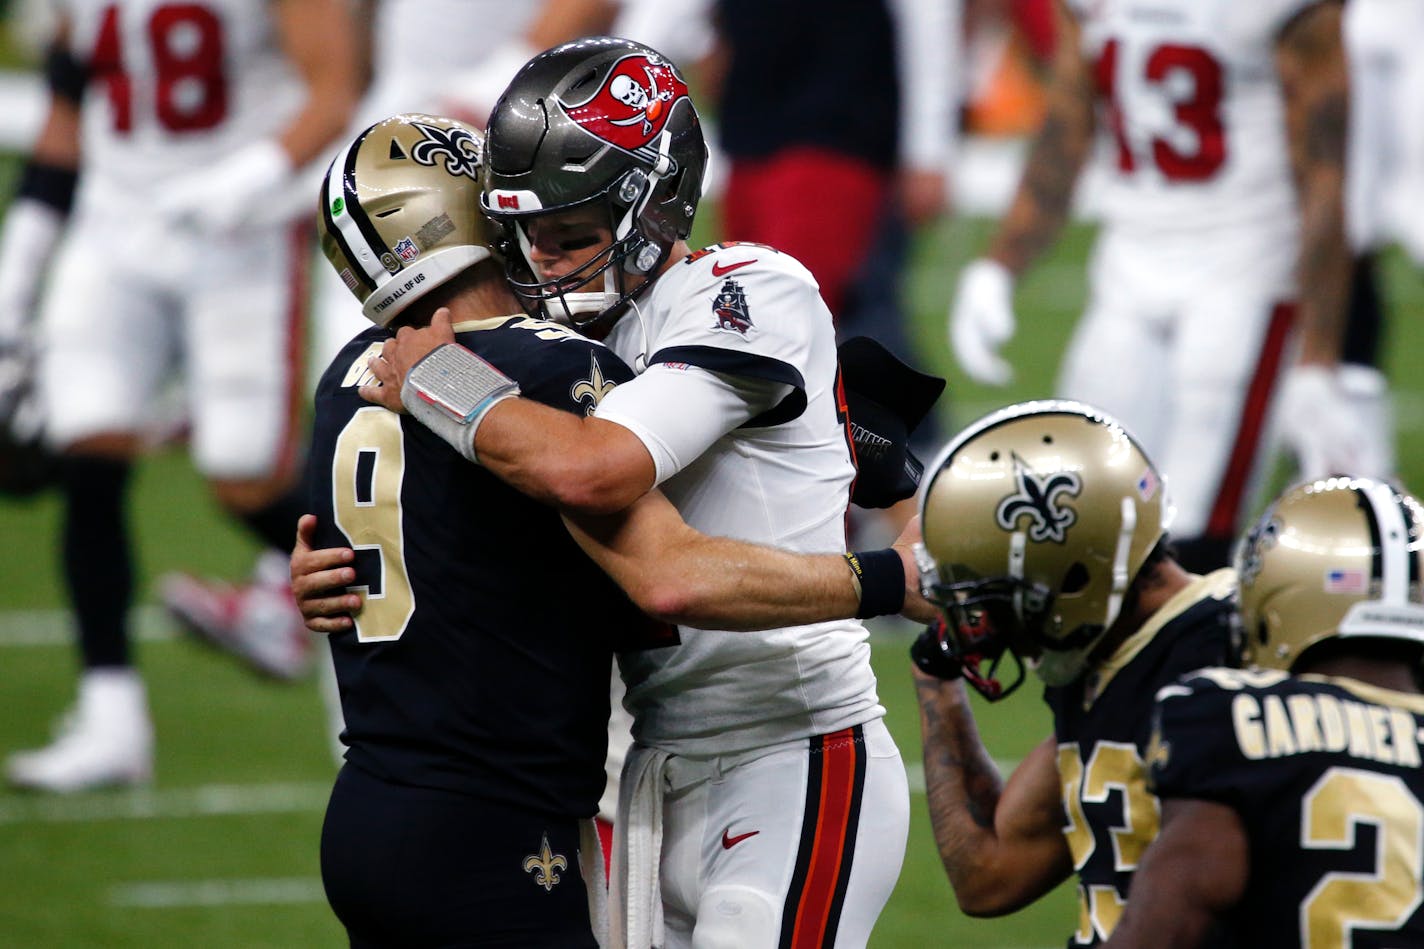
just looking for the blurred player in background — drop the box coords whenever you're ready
[710,0,959,470]
[1104,477,1424,947]
[910,401,1238,947]
[1274,0,1424,485]
[948,0,1353,573]
[0,0,358,792]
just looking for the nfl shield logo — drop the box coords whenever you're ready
[394,237,420,262]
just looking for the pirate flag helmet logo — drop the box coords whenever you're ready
[557,52,691,156]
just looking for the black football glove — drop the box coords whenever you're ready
[910,620,962,681]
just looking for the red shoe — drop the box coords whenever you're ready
[159,552,313,681]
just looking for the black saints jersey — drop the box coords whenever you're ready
[309,315,647,819]
[1045,569,1238,947]
[1149,667,1424,948]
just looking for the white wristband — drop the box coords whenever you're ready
[399,343,520,464]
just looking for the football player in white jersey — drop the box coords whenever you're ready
[354,38,911,948]
[1275,0,1424,488]
[948,0,1353,573]
[0,0,359,792]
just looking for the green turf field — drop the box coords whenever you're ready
[0,192,1420,946]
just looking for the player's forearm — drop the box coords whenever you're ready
[477,399,655,515]
[273,0,361,167]
[914,672,1022,913]
[646,539,861,631]
[1294,175,1349,365]
[526,0,619,50]
[987,2,1093,276]
[1279,1,1350,365]
[565,493,904,631]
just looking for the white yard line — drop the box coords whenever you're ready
[108,877,326,908]
[0,605,173,647]
[0,781,330,825]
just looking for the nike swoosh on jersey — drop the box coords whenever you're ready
[711,259,756,277]
[721,828,760,849]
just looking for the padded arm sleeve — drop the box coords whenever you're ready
[593,362,792,486]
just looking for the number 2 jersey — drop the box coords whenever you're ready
[1045,568,1238,947]
[1068,0,1323,239]
[59,0,305,209]
[308,316,644,818]
[1149,667,1424,947]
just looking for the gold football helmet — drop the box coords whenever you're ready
[1236,477,1424,672]
[318,114,501,327]
[917,401,1172,697]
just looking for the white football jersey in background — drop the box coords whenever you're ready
[1068,0,1314,242]
[61,0,303,214]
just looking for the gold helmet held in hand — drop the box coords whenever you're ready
[318,113,501,326]
[1236,477,1424,672]
[917,401,1172,697]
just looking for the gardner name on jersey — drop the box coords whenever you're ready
[309,315,648,819]
[1149,667,1424,947]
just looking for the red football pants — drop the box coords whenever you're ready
[721,147,890,320]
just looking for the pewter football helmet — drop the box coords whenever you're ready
[1236,477,1424,672]
[917,401,1173,696]
[318,114,500,327]
[480,37,708,327]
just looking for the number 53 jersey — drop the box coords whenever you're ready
[1046,569,1238,947]
[1068,0,1320,239]
[1150,668,1424,948]
[59,0,305,203]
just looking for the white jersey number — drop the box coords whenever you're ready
[1094,38,1226,182]
[89,2,229,133]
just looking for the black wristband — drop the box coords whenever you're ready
[844,548,905,619]
[17,161,79,215]
[44,44,89,106]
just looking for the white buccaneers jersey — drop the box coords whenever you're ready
[61,0,303,203]
[1069,0,1318,238]
[597,242,883,757]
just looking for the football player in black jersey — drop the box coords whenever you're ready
[909,402,1239,947]
[307,113,933,948]
[1104,477,1424,949]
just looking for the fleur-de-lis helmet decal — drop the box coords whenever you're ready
[917,401,1172,694]
[995,454,1082,543]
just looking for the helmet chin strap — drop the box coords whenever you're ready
[617,130,675,276]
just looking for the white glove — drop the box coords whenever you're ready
[948,258,1016,386]
[155,139,292,235]
[0,197,65,342]
[1277,364,1388,481]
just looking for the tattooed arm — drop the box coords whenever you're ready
[913,667,1074,915]
[985,0,1096,276]
[1277,1,1350,366]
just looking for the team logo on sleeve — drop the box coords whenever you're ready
[570,354,617,415]
[558,53,690,156]
[409,122,482,179]
[522,833,568,892]
[711,278,753,336]
[995,455,1081,543]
